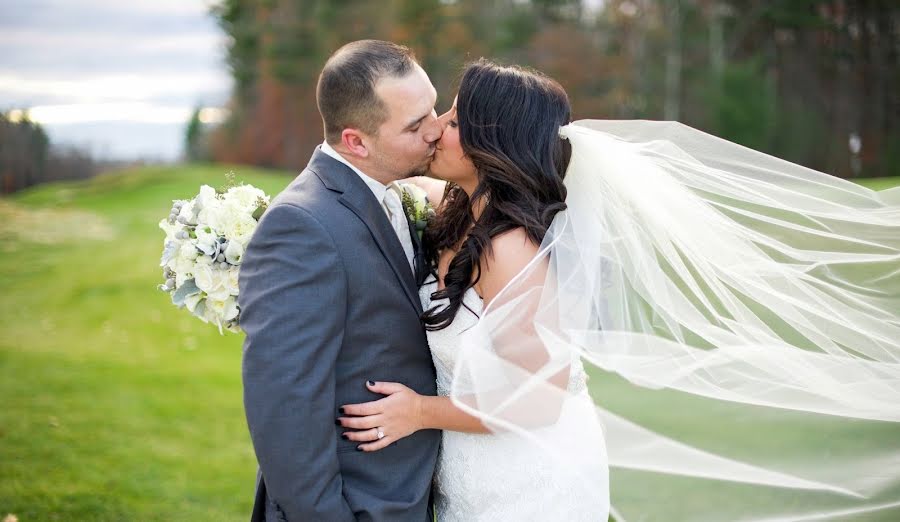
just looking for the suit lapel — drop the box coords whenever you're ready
[308,149,422,314]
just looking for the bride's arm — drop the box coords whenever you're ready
[406,176,447,209]
[338,228,567,451]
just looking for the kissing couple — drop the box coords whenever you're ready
[239,40,900,521]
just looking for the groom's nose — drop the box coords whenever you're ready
[423,112,442,144]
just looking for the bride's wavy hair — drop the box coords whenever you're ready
[422,59,572,330]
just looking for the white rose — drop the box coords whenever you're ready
[199,199,229,234]
[173,252,196,275]
[226,185,268,211]
[179,241,198,260]
[194,265,231,301]
[224,266,240,295]
[212,201,240,235]
[222,296,239,321]
[194,265,213,292]
[194,255,213,267]
[195,185,218,209]
[204,296,238,325]
[224,212,258,245]
[224,240,244,265]
[169,240,197,274]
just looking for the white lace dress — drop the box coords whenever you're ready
[420,278,610,521]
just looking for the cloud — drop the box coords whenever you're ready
[0,0,231,159]
[0,70,230,106]
[0,0,219,31]
[9,102,222,125]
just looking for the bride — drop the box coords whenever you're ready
[338,59,900,521]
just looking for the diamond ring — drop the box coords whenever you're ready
[377,428,385,440]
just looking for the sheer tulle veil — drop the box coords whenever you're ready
[449,120,900,521]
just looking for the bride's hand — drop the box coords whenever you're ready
[337,381,425,452]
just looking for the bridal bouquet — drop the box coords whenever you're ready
[158,178,270,333]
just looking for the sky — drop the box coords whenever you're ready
[0,0,231,161]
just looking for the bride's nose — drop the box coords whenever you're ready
[437,109,452,128]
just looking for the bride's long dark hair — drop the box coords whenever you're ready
[422,59,572,330]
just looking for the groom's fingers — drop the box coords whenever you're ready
[337,414,382,430]
[342,428,380,442]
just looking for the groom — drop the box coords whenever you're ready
[239,40,442,521]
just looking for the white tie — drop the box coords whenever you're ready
[383,183,415,273]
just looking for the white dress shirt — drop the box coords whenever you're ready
[319,142,415,272]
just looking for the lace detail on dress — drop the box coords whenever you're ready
[419,279,607,522]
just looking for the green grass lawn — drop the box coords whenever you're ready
[1,167,897,521]
[0,165,290,521]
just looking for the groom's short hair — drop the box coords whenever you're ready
[317,40,418,144]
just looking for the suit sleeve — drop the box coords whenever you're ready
[239,203,354,521]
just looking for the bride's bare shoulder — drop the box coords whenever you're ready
[476,228,541,305]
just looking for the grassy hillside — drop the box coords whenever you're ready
[1,165,292,521]
[1,166,897,520]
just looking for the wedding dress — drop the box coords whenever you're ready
[420,278,610,521]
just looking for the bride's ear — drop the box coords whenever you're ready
[341,129,370,159]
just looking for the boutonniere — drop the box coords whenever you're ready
[399,183,435,241]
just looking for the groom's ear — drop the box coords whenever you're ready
[341,129,370,159]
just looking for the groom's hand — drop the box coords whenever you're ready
[337,381,425,452]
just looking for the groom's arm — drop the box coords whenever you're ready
[239,202,354,522]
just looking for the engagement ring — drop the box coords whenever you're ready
[377,429,385,440]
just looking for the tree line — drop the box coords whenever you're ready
[207,0,899,179]
[0,113,111,194]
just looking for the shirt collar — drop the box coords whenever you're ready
[320,141,387,203]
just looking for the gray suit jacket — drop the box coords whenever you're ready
[239,148,439,522]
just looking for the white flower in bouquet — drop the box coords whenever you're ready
[206,296,239,322]
[184,292,203,313]
[194,224,219,257]
[225,184,269,212]
[157,176,269,334]
[160,218,180,242]
[174,267,193,289]
[194,264,231,302]
[177,199,196,224]
[224,212,258,246]
[194,254,214,268]
[224,266,240,295]
[198,205,226,235]
[224,241,244,265]
[173,247,197,277]
[194,185,218,211]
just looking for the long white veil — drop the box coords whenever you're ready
[449,120,900,521]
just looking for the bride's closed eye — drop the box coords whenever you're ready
[448,119,458,129]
